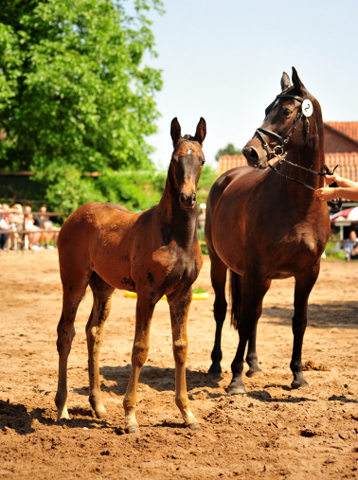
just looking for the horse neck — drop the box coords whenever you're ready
[280,119,325,192]
[156,173,198,248]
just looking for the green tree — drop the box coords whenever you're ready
[0,0,163,212]
[215,143,242,161]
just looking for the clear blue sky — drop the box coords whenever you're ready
[142,0,358,168]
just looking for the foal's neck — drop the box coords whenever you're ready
[156,177,198,249]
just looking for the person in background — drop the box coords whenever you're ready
[198,203,206,230]
[33,205,59,249]
[343,230,357,261]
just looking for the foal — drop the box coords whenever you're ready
[55,117,206,433]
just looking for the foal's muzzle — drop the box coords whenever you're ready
[179,192,197,209]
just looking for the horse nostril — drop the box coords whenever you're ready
[180,192,196,208]
[243,147,259,163]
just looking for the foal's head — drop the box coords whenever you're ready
[169,117,206,210]
[243,67,322,169]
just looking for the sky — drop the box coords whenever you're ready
[141,0,358,169]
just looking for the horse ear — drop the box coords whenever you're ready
[171,117,182,147]
[291,67,307,95]
[281,72,291,91]
[194,117,206,145]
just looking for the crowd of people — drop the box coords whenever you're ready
[0,203,60,252]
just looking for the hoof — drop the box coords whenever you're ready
[227,384,246,395]
[57,408,69,421]
[206,371,222,380]
[291,379,309,389]
[94,406,108,419]
[186,422,200,431]
[125,425,139,434]
[246,368,264,378]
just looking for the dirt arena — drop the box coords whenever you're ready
[1,250,358,479]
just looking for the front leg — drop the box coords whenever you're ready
[168,289,199,430]
[123,291,156,434]
[291,265,320,389]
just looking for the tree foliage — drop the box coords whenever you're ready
[0,0,164,212]
[215,143,242,161]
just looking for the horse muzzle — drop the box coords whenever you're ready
[179,191,197,210]
[243,141,269,169]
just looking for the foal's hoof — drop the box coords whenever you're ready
[92,404,108,419]
[125,425,139,435]
[246,368,264,378]
[186,422,200,431]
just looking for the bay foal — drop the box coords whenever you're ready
[55,117,206,433]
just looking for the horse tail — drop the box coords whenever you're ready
[230,270,241,330]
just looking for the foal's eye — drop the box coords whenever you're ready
[201,160,206,166]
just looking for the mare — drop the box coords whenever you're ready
[55,117,206,433]
[205,68,330,394]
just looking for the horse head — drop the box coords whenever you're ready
[169,117,206,210]
[243,67,322,169]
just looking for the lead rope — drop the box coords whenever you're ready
[268,162,342,209]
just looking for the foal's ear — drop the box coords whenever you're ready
[291,67,307,95]
[280,71,291,91]
[194,117,206,145]
[171,117,182,147]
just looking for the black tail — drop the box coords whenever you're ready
[230,270,241,330]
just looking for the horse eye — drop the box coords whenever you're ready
[283,108,291,116]
[201,160,206,166]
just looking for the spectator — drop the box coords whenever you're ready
[198,203,206,230]
[33,205,59,249]
[343,230,357,261]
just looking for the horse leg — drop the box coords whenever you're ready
[123,294,155,434]
[229,271,271,394]
[86,272,115,418]
[291,265,320,389]
[229,272,265,377]
[55,274,90,420]
[246,324,265,377]
[168,290,199,430]
[208,254,228,375]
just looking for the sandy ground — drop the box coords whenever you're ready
[1,250,358,479]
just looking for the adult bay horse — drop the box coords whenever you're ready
[55,117,206,433]
[205,68,330,394]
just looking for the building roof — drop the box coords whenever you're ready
[325,122,358,144]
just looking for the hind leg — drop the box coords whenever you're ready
[86,272,115,418]
[208,253,228,375]
[229,269,271,394]
[291,265,320,389]
[55,278,89,420]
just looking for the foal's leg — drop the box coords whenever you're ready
[86,272,115,418]
[123,293,156,434]
[291,265,320,389]
[55,275,90,420]
[168,289,199,430]
[208,253,228,375]
[229,269,271,394]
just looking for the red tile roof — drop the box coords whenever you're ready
[325,122,358,143]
